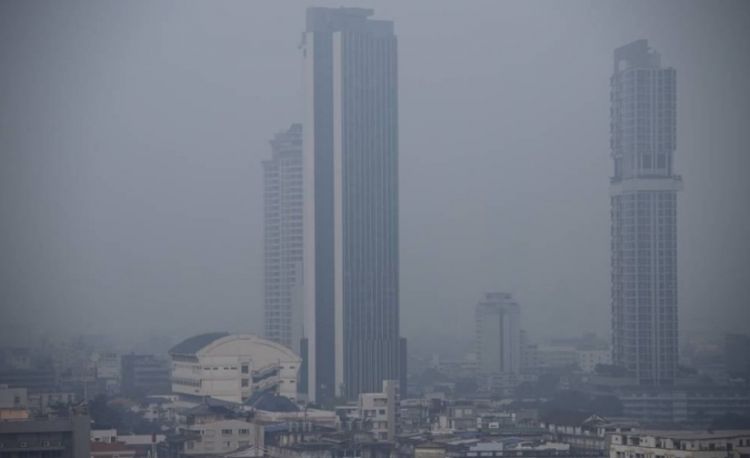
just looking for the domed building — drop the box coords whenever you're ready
[169,333,301,404]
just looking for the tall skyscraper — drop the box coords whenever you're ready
[476,292,521,376]
[610,40,681,386]
[302,7,400,403]
[263,124,304,352]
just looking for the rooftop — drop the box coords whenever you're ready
[169,332,230,356]
[628,430,750,441]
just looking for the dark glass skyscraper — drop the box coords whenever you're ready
[610,40,681,386]
[302,7,400,403]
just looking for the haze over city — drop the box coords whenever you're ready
[4,1,750,453]
[1,0,748,355]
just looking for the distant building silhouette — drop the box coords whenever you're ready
[476,292,521,376]
[302,7,401,403]
[120,354,170,397]
[724,333,750,379]
[610,40,681,386]
[263,124,304,352]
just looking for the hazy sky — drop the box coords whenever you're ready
[1,1,748,353]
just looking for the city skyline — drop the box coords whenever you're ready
[0,1,748,353]
[1,1,750,441]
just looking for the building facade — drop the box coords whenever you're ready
[610,430,750,458]
[476,293,521,376]
[120,354,171,398]
[184,419,264,456]
[610,40,681,386]
[616,387,750,424]
[357,380,399,441]
[263,124,305,352]
[169,333,301,403]
[302,7,401,403]
[0,415,91,458]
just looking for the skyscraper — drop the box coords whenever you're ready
[476,292,521,376]
[302,7,400,403]
[610,40,681,386]
[263,124,304,352]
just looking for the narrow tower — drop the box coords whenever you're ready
[610,40,681,386]
[302,7,400,403]
[263,124,304,352]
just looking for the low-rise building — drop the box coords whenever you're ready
[610,430,750,458]
[617,387,750,424]
[93,353,121,395]
[0,414,91,458]
[408,437,587,458]
[170,333,301,404]
[435,402,476,432]
[183,419,264,456]
[542,414,637,454]
[357,380,399,441]
[28,391,77,416]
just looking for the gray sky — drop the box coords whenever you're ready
[1,0,748,352]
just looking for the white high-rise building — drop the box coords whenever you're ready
[610,40,681,386]
[476,292,521,376]
[263,124,304,352]
[302,7,401,403]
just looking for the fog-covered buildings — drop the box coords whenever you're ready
[476,293,521,377]
[610,39,681,387]
[263,124,304,353]
[302,6,402,403]
[120,354,171,398]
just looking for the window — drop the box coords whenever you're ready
[238,429,250,435]
[221,429,233,436]
[241,379,249,387]
[241,365,249,374]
